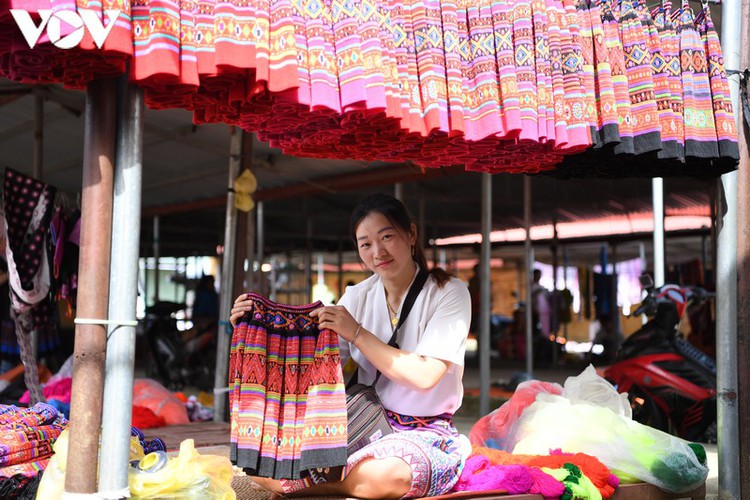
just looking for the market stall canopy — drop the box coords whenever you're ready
[0,0,738,178]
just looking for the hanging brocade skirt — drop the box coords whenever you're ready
[229,293,348,480]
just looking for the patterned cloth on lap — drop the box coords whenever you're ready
[229,293,348,480]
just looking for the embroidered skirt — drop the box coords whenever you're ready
[229,293,348,480]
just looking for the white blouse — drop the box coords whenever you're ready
[338,269,471,416]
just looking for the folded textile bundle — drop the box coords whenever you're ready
[0,402,68,478]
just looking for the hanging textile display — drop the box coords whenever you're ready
[229,293,348,480]
[2,169,58,405]
[0,0,739,176]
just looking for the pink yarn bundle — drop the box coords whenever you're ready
[454,455,565,498]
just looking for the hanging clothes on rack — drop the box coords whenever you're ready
[2,169,58,405]
[229,293,347,480]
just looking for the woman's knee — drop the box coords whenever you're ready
[349,457,413,498]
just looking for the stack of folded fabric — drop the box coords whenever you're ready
[0,402,68,478]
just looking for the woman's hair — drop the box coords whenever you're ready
[349,192,451,287]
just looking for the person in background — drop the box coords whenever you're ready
[190,274,219,335]
[531,269,551,340]
[588,313,624,366]
[231,193,471,499]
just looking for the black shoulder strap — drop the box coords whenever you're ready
[348,268,430,389]
[386,267,430,349]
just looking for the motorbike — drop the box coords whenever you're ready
[604,276,717,442]
[141,301,217,391]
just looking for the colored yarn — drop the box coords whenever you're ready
[527,466,567,498]
[541,464,600,500]
[549,449,618,497]
[453,456,533,494]
[471,446,617,498]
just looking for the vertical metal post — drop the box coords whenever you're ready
[64,78,117,495]
[246,210,257,293]
[394,182,404,201]
[257,201,265,296]
[524,176,534,377]
[719,0,745,495]
[735,0,750,492]
[98,78,144,498]
[562,247,569,340]
[152,215,160,303]
[479,173,492,416]
[337,238,344,298]
[639,242,648,325]
[652,178,665,286]
[551,222,559,364]
[418,194,426,248]
[305,218,313,303]
[213,126,241,422]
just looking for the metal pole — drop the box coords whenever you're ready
[152,215,160,304]
[479,173,492,416]
[639,242,648,325]
[418,194,426,249]
[719,0,745,494]
[524,176,534,377]
[551,222,559,365]
[337,238,344,298]
[394,182,404,201]
[257,201,265,296]
[652,178,665,287]
[98,79,144,498]
[305,217,313,302]
[735,0,750,492]
[213,126,242,422]
[246,209,257,293]
[562,247,569,341]
[64,78,117,495]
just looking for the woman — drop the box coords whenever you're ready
[230,193,471,499]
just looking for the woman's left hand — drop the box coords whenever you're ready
[310,305,360,342]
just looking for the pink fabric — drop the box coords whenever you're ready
[19,377,72,404]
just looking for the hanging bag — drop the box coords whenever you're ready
[345,269,430,456]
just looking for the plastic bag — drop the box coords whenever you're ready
[506,394,708,494]
[36,429,147,500]
[469,380,563,449]
[132,378,189,425]
[562,364,632,418]
[130,439,235,499]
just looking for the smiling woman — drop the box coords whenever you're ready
[230,193,472,499]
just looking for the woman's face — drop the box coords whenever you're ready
[355,212,416,279]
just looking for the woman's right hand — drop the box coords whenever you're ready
[230,294,254,327]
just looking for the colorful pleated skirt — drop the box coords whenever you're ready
[228,293,348,480]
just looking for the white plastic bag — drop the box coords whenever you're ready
[507,394,708,494]
[562,364,632,418]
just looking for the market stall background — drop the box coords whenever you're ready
[0,0,748,496]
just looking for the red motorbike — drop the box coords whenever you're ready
[604,277,717,442]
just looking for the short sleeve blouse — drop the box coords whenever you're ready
[338,270,471,416]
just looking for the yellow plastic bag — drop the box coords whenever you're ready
[130,439,235,499]
[36,430,147,500]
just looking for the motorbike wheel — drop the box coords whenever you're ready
[628,386,669,432]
